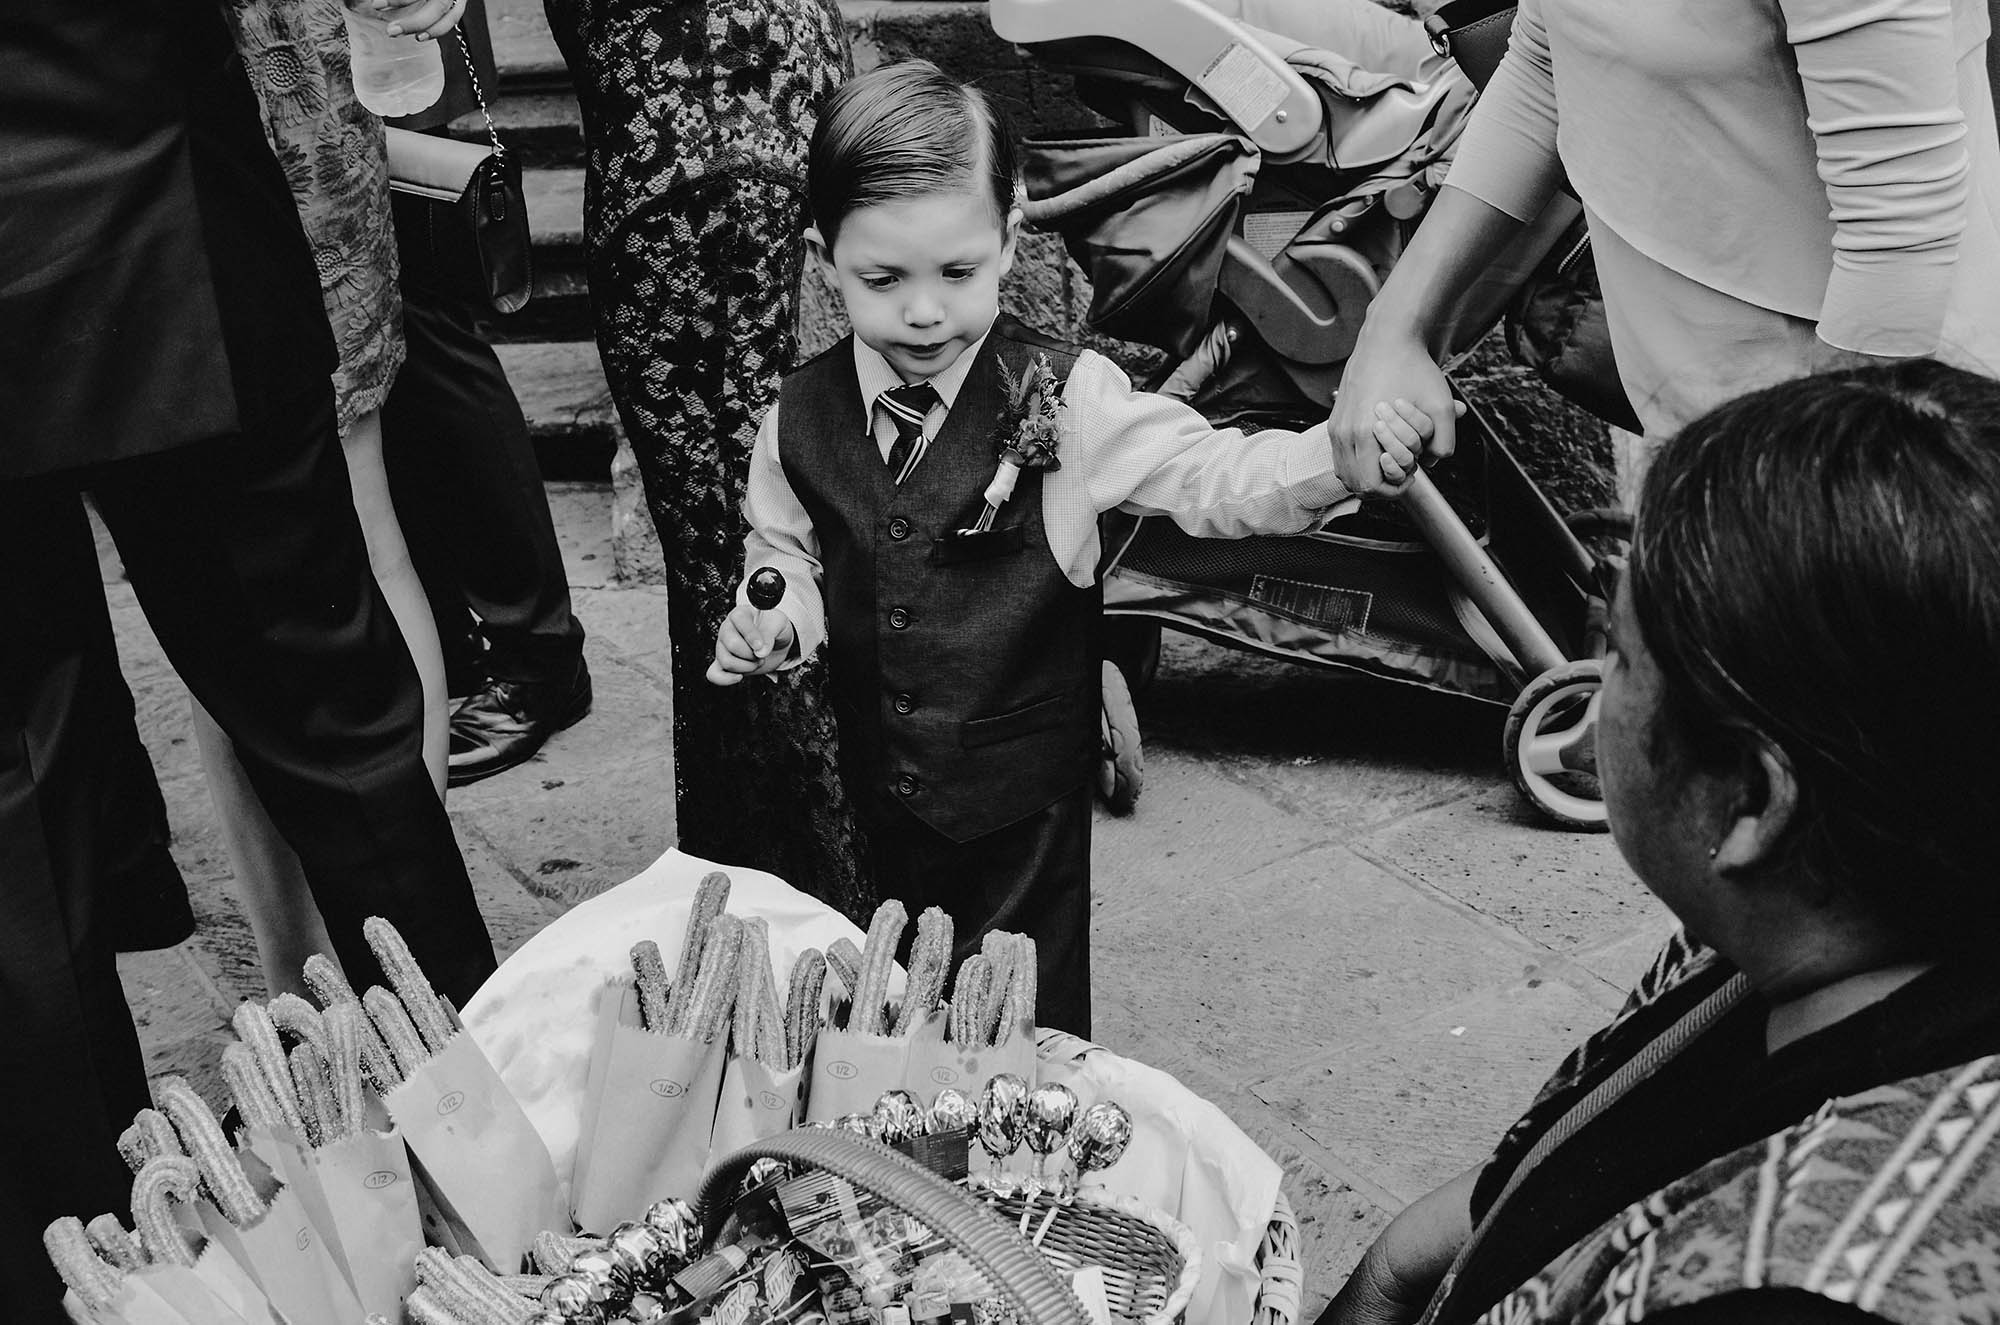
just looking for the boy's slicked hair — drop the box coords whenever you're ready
[807,58,1017,249]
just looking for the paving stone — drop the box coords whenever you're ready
[1355,783,1656,959]
[1251,977,1615,1203]
[1136,635,1498,840]
[118,946,231,1056]
[1091,743,1339,917]
[1093,844,1540,1090]
[1571,915,1681,995]
[547,480,614,589]
[459,829,564,963]
[449,749,674,910]
[571,583,673,679]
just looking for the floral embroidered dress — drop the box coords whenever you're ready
[224,0,404,435]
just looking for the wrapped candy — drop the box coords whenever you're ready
[642,1197,698,1263]
[540,1274,606,1324]
[604,1220,682,1293]
[873,1090,928,1146]
[1023,1084,1078,1179]
[1067,1101,1135,1187]
[929,1087,976,1134]
[976,1074,1028,1188]
[567,1249,634,1313]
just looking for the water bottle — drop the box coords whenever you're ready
[343,6,445,118]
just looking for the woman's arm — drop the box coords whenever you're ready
[1314,1165,1480,1325]
[1327,0,1560,495]
[1781,0,1971,357]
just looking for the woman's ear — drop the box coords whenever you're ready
[1711,733,1799,877]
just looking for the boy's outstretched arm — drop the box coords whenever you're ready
[706,402,828,686]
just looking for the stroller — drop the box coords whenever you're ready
[992,0,1620,828]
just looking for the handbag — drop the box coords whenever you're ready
[1423,0,1642,431]
[385,30,532,315]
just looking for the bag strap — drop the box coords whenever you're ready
[1421,0,1517,93]
[1417,970,1754,1325]
[453,28,504,160]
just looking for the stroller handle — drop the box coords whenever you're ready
[1399,470,1568,678]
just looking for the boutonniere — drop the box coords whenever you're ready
[966,352,1065,533]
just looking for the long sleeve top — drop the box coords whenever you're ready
[1443,0,2000,364]
[738,330,1358,664]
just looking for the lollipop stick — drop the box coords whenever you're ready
[1032,1204,1061,1249]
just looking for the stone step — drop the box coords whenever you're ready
[489,0,568,88]
[444,92,584,170]
[495,340,620,481]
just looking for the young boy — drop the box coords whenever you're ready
[710,59,1373,1036]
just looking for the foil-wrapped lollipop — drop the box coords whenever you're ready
[1023,1084,1079,1186]
[834,1112,880,1140]
[642,1197,698,1263]
[929,1087,977,1134]
[567,1249,635,1313]
[873,1089,929,1146]
[627,1292,668,1323]
[976,1073,1029,1187]
[1066,1100,1135,1191]
[603,1220,682,1294]
[539,1273,607,1324]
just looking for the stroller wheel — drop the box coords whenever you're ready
[1097,660,1144,816]
[1103,618,1163,694]
[1504,659,1608,831]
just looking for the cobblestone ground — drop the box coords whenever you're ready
[106,484,1672,1315]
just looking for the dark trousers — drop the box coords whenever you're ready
[383,247,583,688]
[0,397,494,1325]
[862,785,1093,1037]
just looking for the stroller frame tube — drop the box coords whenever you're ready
[1398,470,1569,678]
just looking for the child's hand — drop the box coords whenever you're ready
[1363,397,1468,495]
[706,604,796,686]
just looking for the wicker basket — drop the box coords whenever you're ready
[983,1186,1201,1325]
[1252,1192,1301,1325]
[701,1132,1204,1325]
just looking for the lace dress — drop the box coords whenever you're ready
[224,0,405,436]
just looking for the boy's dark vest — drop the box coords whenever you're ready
[778,318,1100,843]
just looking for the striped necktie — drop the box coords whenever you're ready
[878,382,940,484]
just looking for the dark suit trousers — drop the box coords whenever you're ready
[0,394,494,1325]
[383,259,583,685]
[862,786,1093,1037]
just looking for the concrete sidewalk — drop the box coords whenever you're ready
[106,486,1672,1316]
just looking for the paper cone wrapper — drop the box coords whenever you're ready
[572,980,728,1231]
[387,1030,564,1271]
[709,1055,806,1158]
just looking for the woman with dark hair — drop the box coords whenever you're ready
[1318,360,2000,1325]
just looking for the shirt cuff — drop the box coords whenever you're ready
[1281,423,1358,513]
[1816,262,1955,357]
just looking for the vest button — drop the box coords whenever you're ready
[893,692,914,715]
[896,774,920,798]
[888,606,911,630]
[887,517,911,541]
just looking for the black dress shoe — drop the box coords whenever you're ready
[446,658,593,787]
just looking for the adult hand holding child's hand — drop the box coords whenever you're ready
[1329,328,1464,497]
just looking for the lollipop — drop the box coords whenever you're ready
[567,1249,635,1313]
[603,1221,681,1294]
[746,567,786,611]
[540,1274,606,1324]
[642,1197,698,1263]
[976,1073,1029,1189]
[929,1087,977,1134]
[873,1089,928,1146]
[1066,1101,1135,1192]
[709,568,790,685]
[1023,1084,1078,1185]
